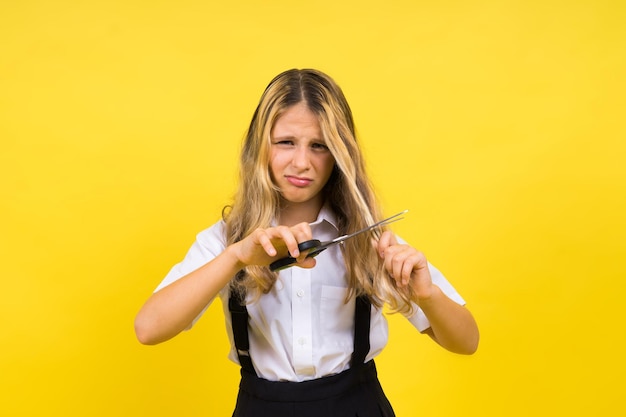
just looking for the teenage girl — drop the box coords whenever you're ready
[135,68,479,417]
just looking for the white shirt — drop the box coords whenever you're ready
[155,206,465,382]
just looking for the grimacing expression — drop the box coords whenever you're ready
[269,102,335,210]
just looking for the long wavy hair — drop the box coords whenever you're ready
[225,68,414,314]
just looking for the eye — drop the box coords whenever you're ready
[311,142,329,151]
[273,139,294,146]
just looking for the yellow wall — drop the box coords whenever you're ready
[1,1,624,415]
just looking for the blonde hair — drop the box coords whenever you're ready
[225,68,414,314]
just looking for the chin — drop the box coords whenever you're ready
[281,192,319,205]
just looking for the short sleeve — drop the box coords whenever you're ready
[406,262,466,332]
[153,220,228,327]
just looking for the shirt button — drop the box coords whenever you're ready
[298,337,307,346]
[296,290,305,297]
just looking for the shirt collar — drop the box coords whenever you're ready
[309,202,339,231]
[271,203,339,231]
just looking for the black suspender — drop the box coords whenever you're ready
[228,282,371,376]
[351,294,371,368]
[228,284,256,374]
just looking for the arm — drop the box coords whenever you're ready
[134,244,243,345]
[414,285,479,354]
[134,224,316,345]
[377,232,479,355]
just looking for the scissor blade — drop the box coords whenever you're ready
[331,210,408,245]
[269,210,408,271]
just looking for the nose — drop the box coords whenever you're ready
[291,145,311,171]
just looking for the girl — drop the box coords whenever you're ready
[135,68,479,417]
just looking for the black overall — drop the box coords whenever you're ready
[228,289,396,417]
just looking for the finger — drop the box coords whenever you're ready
[393,248,416,286]
[410,251,430,281]
[377,231,397,258]
[400,254,417,286]
[271,225,300,258]
[384,246,412,287]
[392,253,408,287]
[295,257,317,269]
[381,245,402,281]
[254,229,279,257]
[291,222,313,239]
[290,222,314,261]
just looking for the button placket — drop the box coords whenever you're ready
[291,267,314,376]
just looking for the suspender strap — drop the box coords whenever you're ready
[229,287,372,375]
[350,295,371,368]
[228,286,256,375]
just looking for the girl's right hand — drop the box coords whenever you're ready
[231,222,317,269]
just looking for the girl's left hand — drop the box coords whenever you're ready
[376,231,435,302]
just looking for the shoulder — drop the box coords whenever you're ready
[196,219,227,247]
[154,218,227,292]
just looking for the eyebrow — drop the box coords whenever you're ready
[271,135,325,142]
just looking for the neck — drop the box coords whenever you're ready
[278,199,324,226]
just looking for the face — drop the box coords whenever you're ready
[269,102,335,216]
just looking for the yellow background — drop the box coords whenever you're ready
[1,0,624,415]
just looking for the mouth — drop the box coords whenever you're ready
[285,175,313,187]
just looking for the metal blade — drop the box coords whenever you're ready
[331,209,408,244]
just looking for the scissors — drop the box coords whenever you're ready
[269,210,408,271]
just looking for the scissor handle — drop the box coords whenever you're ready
[268,210,408,272]
[297,239,321,252]
[269,239,323,271]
